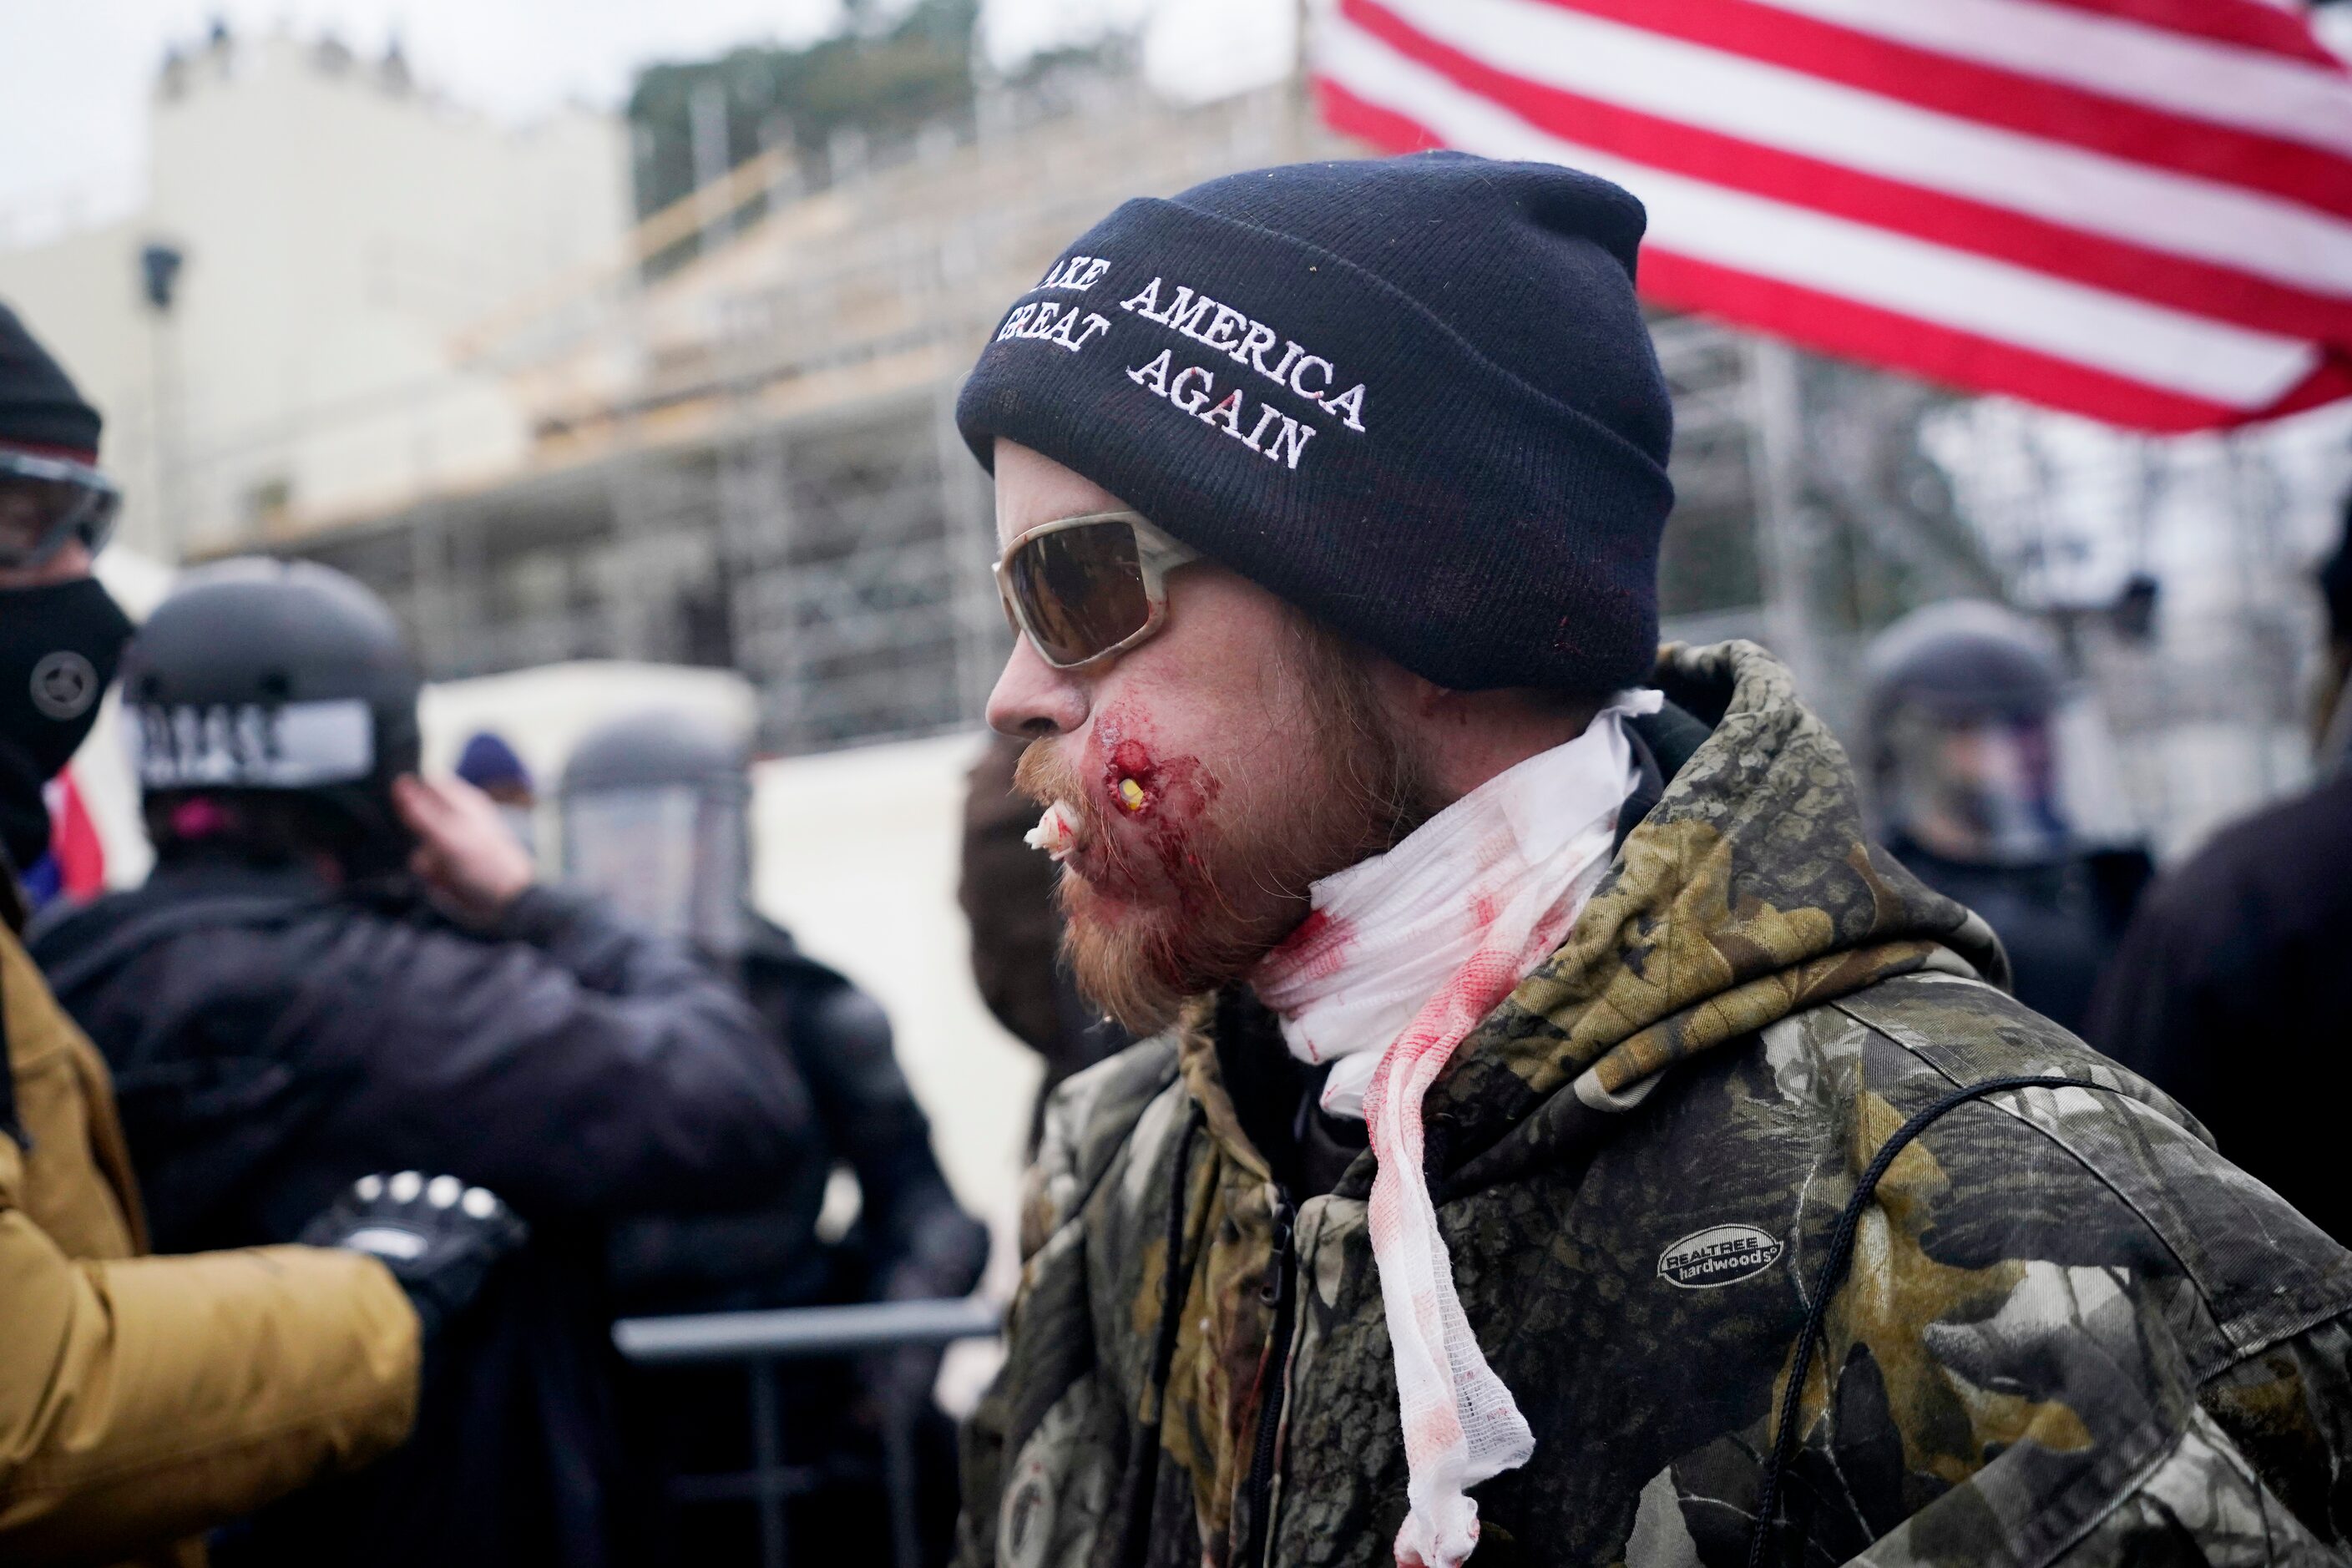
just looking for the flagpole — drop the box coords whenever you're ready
[1746,336,1828,713]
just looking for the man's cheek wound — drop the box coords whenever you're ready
[1019,704,1223,906]
[1092,701,1218,824]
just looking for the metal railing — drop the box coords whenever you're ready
[613,1297,1002,1568]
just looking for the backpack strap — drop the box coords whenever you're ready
[1747,1074,2124,1568]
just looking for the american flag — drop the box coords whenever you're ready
[1313,0,2352,431]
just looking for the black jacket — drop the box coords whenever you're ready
[33,857,815,1244]
[30,854,821,1566]
[1885,837,2148,1035]
[605,913,985,1313]
[602,916,986,1568]
[2087,769,2352,1246]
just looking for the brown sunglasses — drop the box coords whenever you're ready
[993,510,1202,670]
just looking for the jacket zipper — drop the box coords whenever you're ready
[1239,1189,1296,1568]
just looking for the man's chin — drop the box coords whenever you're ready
[1059,888,1204,1038]
[1059,872,1308,1036]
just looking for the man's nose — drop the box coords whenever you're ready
[987,635,1089,738]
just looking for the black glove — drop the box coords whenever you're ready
[865,1206,993,1428]
[300,1171,528,1340]
[876,1203,991,1305]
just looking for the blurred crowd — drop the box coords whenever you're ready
[2,302,989,1565]
[6,225,2352,1563]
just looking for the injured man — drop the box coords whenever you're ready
[951,151,2352,1568]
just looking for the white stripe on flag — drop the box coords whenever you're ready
[1378,0,2352,298]
[1754,0,2352,155]
[1320,15,2321,408]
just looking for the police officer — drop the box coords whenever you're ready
[32,561,821,1567]
[1861,599,2149,1033]
[559,708,987,1562]
[561,708,985,1313]
[1,300,519,1565]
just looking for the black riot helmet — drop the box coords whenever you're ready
[122,558,422,873]
[1862,599,2072,867]
[558,707,751,960]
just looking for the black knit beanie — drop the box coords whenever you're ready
[0,301,102,458]
[955,151,1674,694]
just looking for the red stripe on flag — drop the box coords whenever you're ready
[2261,353,2352,422]
[48,769,106,902]
[1510,0,2352,220]
[2027,0,2346,68]
[1317,77,2321,431]
[1317,69,1449,152]
[1637,249,2279,431]
[1343,0,2352,346]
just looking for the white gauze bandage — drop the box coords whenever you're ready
[1252,689,1659,1567]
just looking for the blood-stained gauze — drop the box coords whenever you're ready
[1024,801,1082,860]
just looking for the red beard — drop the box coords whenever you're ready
[1014,671,1427,1034]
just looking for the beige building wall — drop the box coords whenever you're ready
[0,29,629,559]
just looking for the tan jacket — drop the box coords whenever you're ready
[0,908,420,1567]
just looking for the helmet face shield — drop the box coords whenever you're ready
[1879,707,2070,866]
[560,781,746,959]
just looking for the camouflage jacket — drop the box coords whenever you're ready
[957,640,2352,1568]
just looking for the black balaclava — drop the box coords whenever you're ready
[0,578,133,873]
[0,301,127,876]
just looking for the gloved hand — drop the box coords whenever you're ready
[300,1170,528,1340]
[875,1204,991,1305]
[865,1206,993,1429]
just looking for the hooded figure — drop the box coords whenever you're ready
[948,156,2352,1568]
[1860,601,2150,1034]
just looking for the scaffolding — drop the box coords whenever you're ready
[278,73,1819,756]
[285,77,1318,753]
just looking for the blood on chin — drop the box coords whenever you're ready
[1056,807,1196,918]
[1040,797,1251,1032]
[1058,873,1212,1035]
[1013,721,1328,1030]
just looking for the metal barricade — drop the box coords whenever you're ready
[613,1297,1003,1568]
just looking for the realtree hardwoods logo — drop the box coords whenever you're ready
[1657,1224,1784,1289]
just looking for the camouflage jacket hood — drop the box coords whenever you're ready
[959,640,2352,1568]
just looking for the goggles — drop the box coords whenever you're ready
[1879,708,2069,866]
[0,451,120,570]
[993,509,1201,670]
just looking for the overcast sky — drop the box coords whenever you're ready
[0,0,1292,237]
